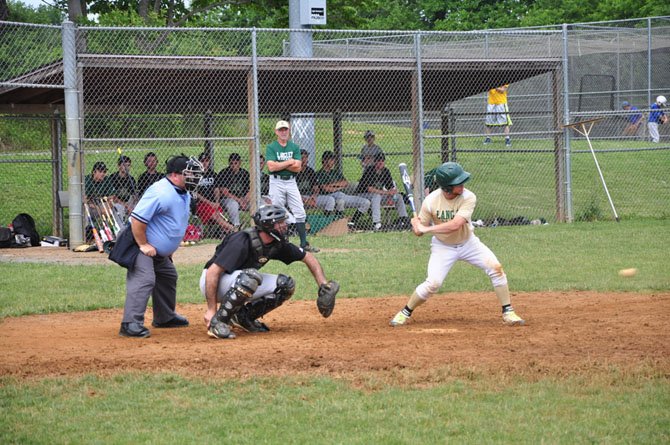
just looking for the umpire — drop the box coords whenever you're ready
[119,155,204,338]
[201,204,338,339]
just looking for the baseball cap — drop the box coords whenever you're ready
[300,149,309,156]
[364,130,375,138]
[118,155,131,165]
[92,161,107,172]
[621,101,630,107]
[374,152,386,162]
[275,120,290,130]
[166,155,189,174]
[229,152,241,162]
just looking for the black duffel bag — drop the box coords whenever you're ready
[108,223,140,270]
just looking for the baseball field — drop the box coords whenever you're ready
[1,220,669,443]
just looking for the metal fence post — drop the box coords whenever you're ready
[412,32,426,199]
[250,28,262,212]
[562,23,573,223]
[51,110,63,237]
[62,20,84,247]
[647,17,652,107]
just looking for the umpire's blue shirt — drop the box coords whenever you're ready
[130,177,191,257]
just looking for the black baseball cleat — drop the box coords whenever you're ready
[230,310,270,333]
[152,314,189,328]
[119,322,151,338]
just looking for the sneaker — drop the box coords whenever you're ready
[484,137,491,145]
[302,244,320,253]
[502,308,525,326]
[119,322,151,338]
[347,222,363,233]
[390,311,411,327]
[505,138,511,147]
[208,320,236,339]
[373,222,382,232]
[231,311,270,333]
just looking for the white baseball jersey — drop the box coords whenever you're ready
[419,187,476,245]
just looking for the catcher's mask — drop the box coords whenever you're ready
[166,155,204,192]
[253,205,289,242]
[434,162,470,193]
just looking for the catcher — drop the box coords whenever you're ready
[200,204,339,339]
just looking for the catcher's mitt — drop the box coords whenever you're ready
[316,280,339,318]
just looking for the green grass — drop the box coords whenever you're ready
[1,373,668,444]
[1,219,668,318]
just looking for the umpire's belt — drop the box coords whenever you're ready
[272,174,294,180]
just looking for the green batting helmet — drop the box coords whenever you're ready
[434,162,471,190]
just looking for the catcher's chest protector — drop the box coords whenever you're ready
[243,228,280,269]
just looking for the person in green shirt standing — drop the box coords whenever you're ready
[265,120,319,253]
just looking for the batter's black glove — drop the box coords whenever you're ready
[316,280,339,318]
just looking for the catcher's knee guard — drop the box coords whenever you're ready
[274,274,296,300]
[244,274,295,321]
[214,269,263,324]
[232,268,263,298]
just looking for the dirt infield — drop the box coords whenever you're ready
[1,246,668,381]
[1,290,669,381]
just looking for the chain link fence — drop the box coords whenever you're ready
[1,18,669,247]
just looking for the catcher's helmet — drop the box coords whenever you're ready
[434,162,471,191]
[253,205,289,241]
[657,95,667,106]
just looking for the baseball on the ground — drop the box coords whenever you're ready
[618,268,638,277]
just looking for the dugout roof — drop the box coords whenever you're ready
[0,56,561,114]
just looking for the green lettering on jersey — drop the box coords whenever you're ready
[436,209,454,221]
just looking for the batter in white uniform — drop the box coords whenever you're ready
[390,162,525,327]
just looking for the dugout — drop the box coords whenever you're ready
[0,53,563,245]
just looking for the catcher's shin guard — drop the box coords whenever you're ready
[244,274,295,321]
[213,269,262,325]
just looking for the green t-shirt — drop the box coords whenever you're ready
[265,140,301,178]
[84,175,117,199]
[316,168,345,187]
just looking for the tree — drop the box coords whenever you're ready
[6,0,64,24]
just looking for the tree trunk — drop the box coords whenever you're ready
[139,0,149,21]
[67,0,84,21]
[0,0,8,21]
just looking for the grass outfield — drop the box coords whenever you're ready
[2,373,668,444]
[1,217,669,443]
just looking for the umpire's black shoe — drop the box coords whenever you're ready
[152,314,189,328]
[119,322,151,338]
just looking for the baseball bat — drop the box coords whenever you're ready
[84,203,105,252]
[398,163,417,217]
[95,199,115,241]
[102,197,122,234]
[88,202,109,243]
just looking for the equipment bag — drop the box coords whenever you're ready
[0,227,12,248]
[108,222,140,270]
[11,213,40,247]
